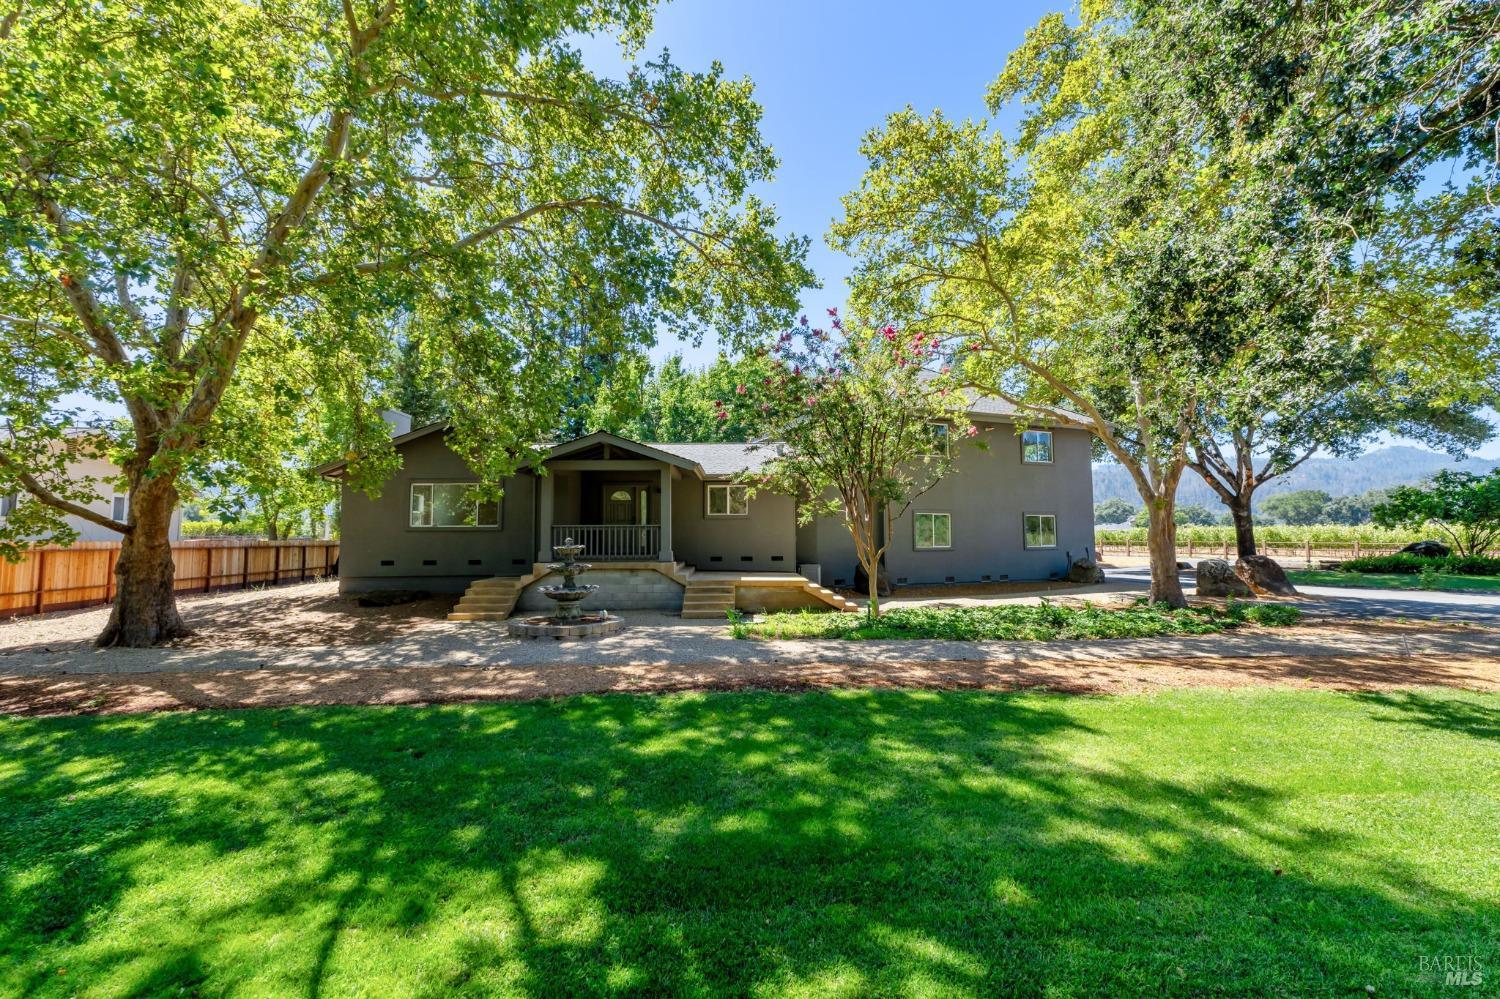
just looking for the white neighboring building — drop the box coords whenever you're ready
[0,448,183,543]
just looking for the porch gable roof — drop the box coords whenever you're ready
[541,431,703,474]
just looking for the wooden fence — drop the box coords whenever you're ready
[0,539,340,618]
[1095,538,1464,566]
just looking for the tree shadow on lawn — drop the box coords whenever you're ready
[1,690,1496,997]
[1351,689,1500,741]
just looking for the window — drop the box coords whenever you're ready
[111,495,128,522]
[409,483,500,528]
[705,483,750,517]
[1021,430,1054,463]
[914,512,952,550]
[0,493,16,518]
[1023,513,1057,549]
[925,422,950,455]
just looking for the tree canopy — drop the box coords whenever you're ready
[0,0,810,644]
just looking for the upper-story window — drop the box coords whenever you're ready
[111,495,128,522]
[1021,430,1054,464]
[409,483,500,528]
[705,483,750,517]
[0,493,17,518]
[925,422,950,456]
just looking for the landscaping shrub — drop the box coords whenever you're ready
[1341,553,1500,576]
[736,601,1300,641]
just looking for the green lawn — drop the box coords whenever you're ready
[734,601,1300,641]
[3,690,1496,997]
[1287,569,1500,594]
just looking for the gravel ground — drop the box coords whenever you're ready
[2,579,1495,716]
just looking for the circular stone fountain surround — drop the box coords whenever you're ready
[506,538,626,640]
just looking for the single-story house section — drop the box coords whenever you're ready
[317,400,1094,620]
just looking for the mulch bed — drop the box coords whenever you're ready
[4,646,1496,717]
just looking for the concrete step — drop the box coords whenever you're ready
[681,609,733,619]
[447,611,511,622]
[455,599,515,610]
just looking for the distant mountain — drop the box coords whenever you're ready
[1091,446,1500,510]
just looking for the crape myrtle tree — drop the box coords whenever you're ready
[1373,469,1500,558]
[0,0,810,645]
[728,312,970,617]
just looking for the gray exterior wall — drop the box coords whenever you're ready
[338,431,535,594]
[671,477,797,572]
[807,422,1095,587]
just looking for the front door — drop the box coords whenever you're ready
[603,485,648,525]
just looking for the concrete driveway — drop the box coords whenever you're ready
[1108,566,1500,626]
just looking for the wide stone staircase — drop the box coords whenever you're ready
[449,562,857,622]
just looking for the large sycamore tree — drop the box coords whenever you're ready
[835,1,1499,605]
[0,0,809,645]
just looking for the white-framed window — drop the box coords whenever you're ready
[705,483,750,517]
[914,511,952,550]
[111,495,128,522]
[409,482,500,528]
[925,422,950,455]
[0,493,17,518]
[1023,513,1058,549]
[1021,430,1054,464]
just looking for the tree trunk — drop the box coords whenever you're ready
[96,476,190,647]
[865,556,880,618]
[1228,495,1257,558]
[1145,501,1188,608]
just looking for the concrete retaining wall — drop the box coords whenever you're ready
[516,568,684,612]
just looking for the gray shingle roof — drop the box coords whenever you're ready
[646,441,779,476]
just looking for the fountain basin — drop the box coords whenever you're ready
[506,612,625,641]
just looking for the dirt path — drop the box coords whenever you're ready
[4,641,1496,716]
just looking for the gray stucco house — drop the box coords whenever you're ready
[318,399,1095,619]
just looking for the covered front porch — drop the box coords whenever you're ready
[534,434,689,563]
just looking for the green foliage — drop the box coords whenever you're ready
[3,690,1496,995]
[1288,569,1500,593]
[1260,490,1334,527]
[180,520,262,539]
[1093,497,1138,524]
[735,600,1298,641]
[0,0,809,610]
[1372,469,1500,557]
[727,314,971,614]
[1341,553,1500,576]
[1095,524,1418,546]
[585,352,776,442]
[1132,504,1217,529]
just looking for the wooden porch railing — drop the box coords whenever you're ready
[552,524,661,561]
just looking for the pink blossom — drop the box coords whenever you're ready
[736,383,746,394]
[717,410,729,420]
[941,365,951,374]
[826,307,838,317]
[970,342,981,351]
[965,426,978,437]
[799,315,809,326]
[805,395,817,406]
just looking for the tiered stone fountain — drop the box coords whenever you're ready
[506,538,625,640]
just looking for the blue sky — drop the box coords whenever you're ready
[580,0,1500,460]
[579,0,1046,365]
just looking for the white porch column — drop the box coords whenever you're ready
[658,463,674,563]
[537,473,554,563]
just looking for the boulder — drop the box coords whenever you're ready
[1234,555,1299,596]
[1398,540,1450,558]
[1067,557,1106,584]
[1196,559,1254,598]
[853,562,893,597]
